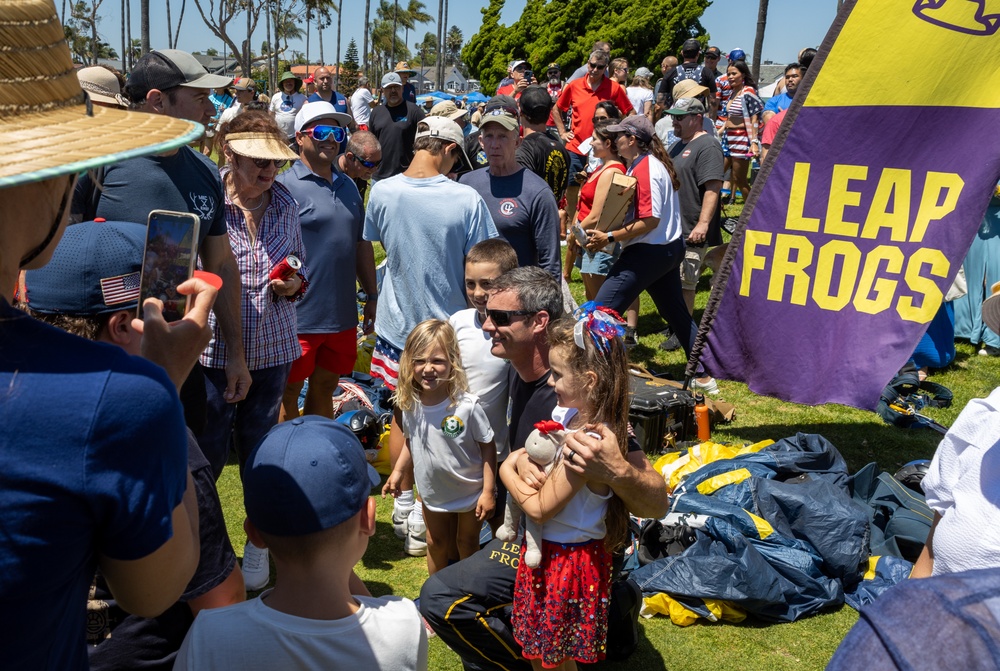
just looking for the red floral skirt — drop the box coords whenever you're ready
[512,538,612,668]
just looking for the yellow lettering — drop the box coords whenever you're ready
[812,240,862,311]
[824,164,867,238]
[911,172,964,242]
[489,551,501,561]
[767,234,814,305]
[740,230,772,297]
[498,553,511,566]
[861,168,911,242]
[785,163,821,232]
[897,248,949,323]
[510,556,519,569]
[853,246,904,315]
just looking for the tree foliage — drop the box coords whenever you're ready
[445,25,462,66]
[462,0,709,92]
[340,37,362,95]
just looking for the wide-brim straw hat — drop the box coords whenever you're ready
[394,61,417,76]
[0,0,202,189]
[983,281,1000,336]
[225,132,299,162]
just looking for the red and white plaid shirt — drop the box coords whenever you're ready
[201,172,306,370]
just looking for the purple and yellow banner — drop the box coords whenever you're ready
[696,0,1000,409]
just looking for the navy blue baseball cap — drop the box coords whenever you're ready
[23,220,145,315]
[244,416,381,536]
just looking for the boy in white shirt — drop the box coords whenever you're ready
[449,238,519,535]
[174,417,427,670]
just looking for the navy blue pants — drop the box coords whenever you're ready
[199,362,292,480]
[594,239,698,357]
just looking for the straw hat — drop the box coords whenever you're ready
[76,66,126,108]
[394,61,417,76]
[0,0,202,189]
[224,132,298,162]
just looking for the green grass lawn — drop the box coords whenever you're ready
[214,244,999,671]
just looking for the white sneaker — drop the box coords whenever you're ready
[404,518,427,557]
[242,542,270,591]
[689,377,720,396]
[392,507,411,540]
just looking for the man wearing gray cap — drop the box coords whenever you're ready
[460,96,561,279]
[368,71,425,180]
[665,97,724,314]
[72,48,252,430]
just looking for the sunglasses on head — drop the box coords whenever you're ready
[485,103,520,119]
[486,308,536,326]
[588,62,607,71]
[247,157,288,169]
[303,125,347,143]
[352,154,380,169]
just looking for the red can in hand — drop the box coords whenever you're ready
[269,255,302,281]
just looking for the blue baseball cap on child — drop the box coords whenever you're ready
[23,220,145,315]
[244,416,381,536]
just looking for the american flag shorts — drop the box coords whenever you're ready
[370,334,402,390]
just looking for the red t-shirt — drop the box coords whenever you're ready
[556,77,634,155]
[496,83,522,99]
[761,108,787,147]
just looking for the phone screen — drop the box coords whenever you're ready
[138,210,201,322]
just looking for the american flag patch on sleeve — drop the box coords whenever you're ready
[100,271,141,306]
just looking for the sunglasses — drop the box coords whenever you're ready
[303,125,347,143]
[248,157,288,169]
[485,308,536,326]
[352,154,381,169]
[705,53,720,59]
[484,104,520,119]
[587,62,607,71]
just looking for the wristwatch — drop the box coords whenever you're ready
[607,231,615,243]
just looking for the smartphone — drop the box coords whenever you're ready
[138,209,201,322]
[524,70,534,82]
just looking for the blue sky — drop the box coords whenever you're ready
[91,0,839,67]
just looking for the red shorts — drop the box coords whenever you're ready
[287,329,357,383]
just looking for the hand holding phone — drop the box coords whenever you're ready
[138,210,201,323]
[135,276,218,391]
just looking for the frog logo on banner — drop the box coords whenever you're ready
[912,0,1000,35]
[687,0,1000,410]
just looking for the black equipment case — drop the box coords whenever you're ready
[628,368,696,454]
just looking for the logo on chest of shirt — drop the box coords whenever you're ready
[189,192,216,221]
[441,415,465,438]
[682,149,692,158]
[498,199,519,217]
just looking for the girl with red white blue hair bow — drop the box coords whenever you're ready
[573,301,626,355]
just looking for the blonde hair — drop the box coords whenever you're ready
[547,317,631,552]
[394,319,469,412]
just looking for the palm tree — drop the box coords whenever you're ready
[334,0,343,89]
[140,0,149,54]
[435,0,442,88]
[400,0,431,55]
[363,0,371,80]
[751,0,769,83]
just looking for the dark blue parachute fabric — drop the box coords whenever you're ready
[631,433,910,623]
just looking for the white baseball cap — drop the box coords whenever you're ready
[415,116,473,173]
[294,101,353,133]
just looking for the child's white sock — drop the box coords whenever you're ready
[395,489,415,511]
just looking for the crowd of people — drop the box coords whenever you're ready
[3,1,1000,668]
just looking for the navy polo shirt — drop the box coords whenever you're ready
[276,160,366,333]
